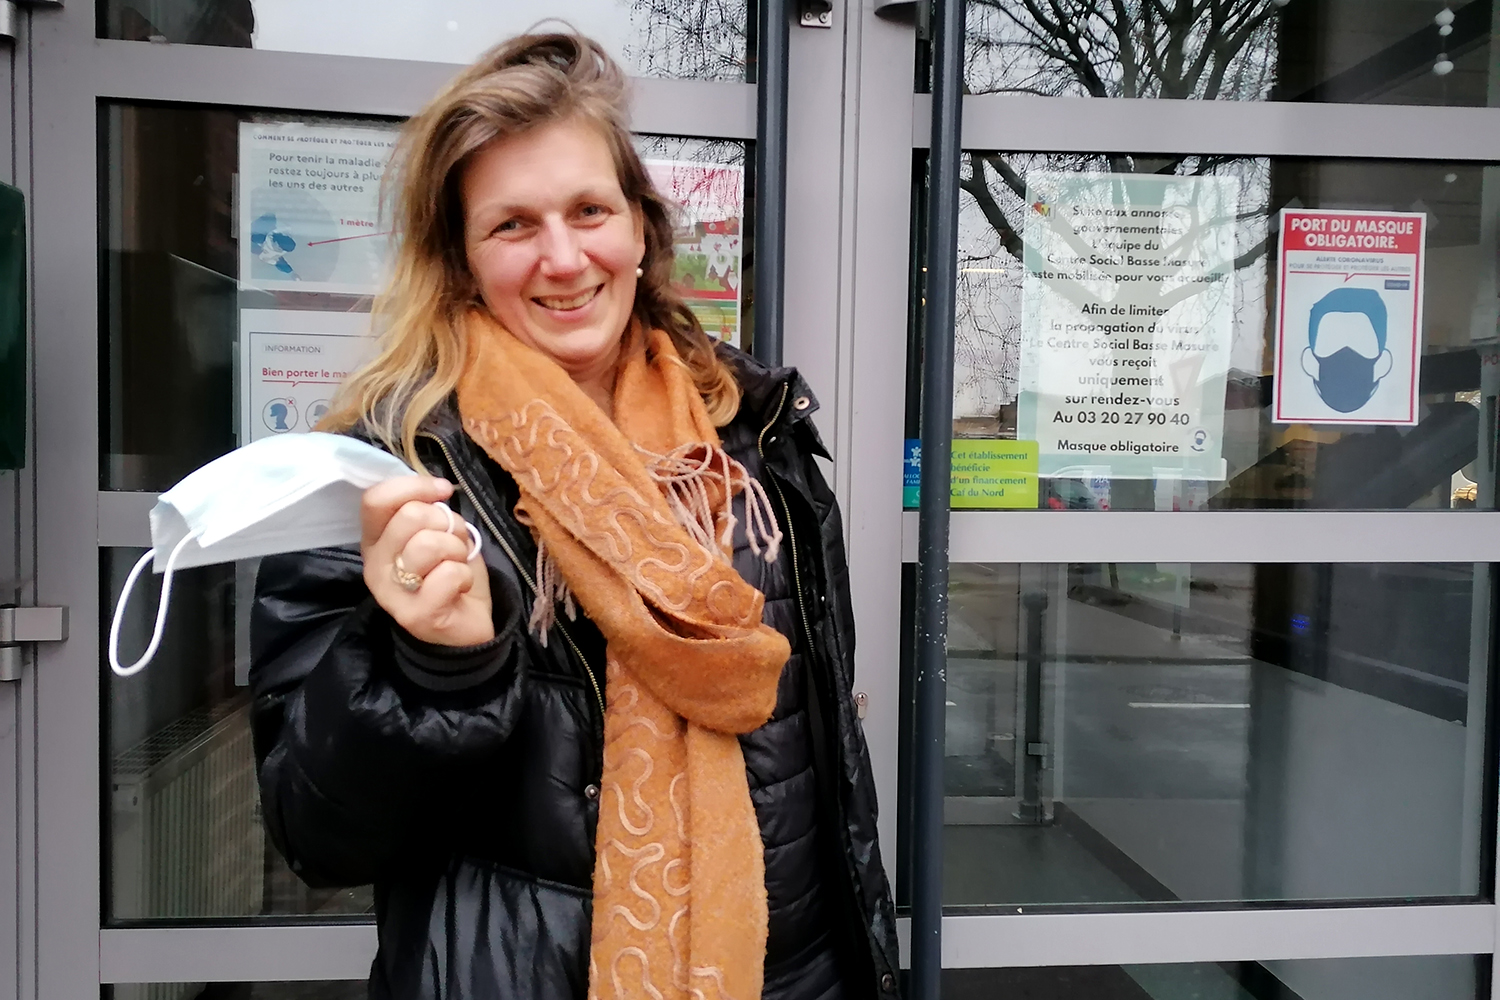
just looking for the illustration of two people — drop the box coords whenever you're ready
[251,212,299,278]
[1302,287,1394,414]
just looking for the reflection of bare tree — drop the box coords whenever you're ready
[959,0,1286,246]
[951,1,1285,416]
[634,136,747,230]
[627,0,748,81]
[966,0,1281,99]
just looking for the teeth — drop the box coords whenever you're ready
[537,288,598,311]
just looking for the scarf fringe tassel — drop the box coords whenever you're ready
[528,443,783,641]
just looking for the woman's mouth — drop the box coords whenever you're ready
[534,285,602,312]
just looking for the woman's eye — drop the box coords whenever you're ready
[579,204,605,218]
[494,219,521,234]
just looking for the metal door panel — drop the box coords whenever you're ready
[29,1,108,996]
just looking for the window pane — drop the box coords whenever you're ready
[98,0,750,82]
[923,562,1493,908]
[101,105,394,492]
[104,549,374,921]
[101,103,751,492]
[958,0,1499,107]
[942,956,1488,1000]
[914,152,1500,510]
[105,984,365,1000]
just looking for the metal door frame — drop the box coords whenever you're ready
[13,1,851,993]
[1,13,37,1000]
[834,48,1500,988]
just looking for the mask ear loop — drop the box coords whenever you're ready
[108,530,201,678]
[433,501,484,562]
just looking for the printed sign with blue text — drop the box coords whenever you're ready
[1273,209,1425,425]
[238,121,399,296]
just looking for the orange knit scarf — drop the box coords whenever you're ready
[457,312,790,1000]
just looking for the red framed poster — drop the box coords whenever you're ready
[1272,208,1425,425]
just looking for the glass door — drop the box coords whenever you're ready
[17,1,852,995]
[874,2,1500,996]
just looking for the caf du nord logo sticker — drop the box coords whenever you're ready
[1272,209,1425,427]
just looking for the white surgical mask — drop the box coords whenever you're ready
[108,432,481,677]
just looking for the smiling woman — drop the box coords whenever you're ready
[461,120,646,414]
[248,31,899,1000]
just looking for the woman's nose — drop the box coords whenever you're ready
[536,216,587,276]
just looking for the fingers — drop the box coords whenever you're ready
[381,500,454,560]
[384,552,494,648]
[361,476,454,550]
[361,475,493,647]
[411,558,477,612]
[396,528,470,579]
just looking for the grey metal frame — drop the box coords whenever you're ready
[904,510,1500,563]
[834,0,919,902]
[12,1,848,996]
[923,904,1497,968]
[1,13,35,1000]
[100,927,378,985]
[917,93,1500,160]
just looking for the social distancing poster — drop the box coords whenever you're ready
[238,121,398,296]
[1017,172,1238,481]
[1272,209,1425,426]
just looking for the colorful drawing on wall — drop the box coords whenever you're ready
[644,160,745,347]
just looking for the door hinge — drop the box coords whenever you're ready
[799,0,833,28]
[0,605,68,681]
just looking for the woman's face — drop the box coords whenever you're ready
[462,118,646,379]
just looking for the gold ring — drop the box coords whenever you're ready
[392,555,423,593]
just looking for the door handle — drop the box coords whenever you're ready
[0,605,67,681]
[0,0,62,45]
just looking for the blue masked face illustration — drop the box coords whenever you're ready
[1300,287,1394,413]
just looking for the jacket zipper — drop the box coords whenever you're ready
[757,384,819,677]
[420,431,606,724]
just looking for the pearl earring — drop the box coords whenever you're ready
[635,266,644,278]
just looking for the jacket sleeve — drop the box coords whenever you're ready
[248,543,530,888]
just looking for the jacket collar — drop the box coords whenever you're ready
[715,343,821,431]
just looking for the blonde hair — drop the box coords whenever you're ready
[319,33,742,466]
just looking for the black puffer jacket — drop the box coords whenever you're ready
[248,348,901,1000]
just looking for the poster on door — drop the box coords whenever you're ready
[1272,209,1425,425]
[239,309,379,444]
[644,160,744,347]
[1016,171,1238,481]
[238,121,399,296]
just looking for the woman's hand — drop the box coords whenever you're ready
[361,476,495,647]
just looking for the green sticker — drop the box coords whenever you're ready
[949,440,1039,509]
